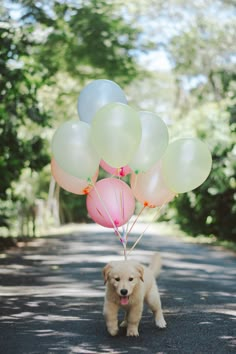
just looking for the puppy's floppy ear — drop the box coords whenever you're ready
[136,264,144,282]
[102,263,112,285]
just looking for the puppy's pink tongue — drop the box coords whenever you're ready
[120,296,129,305]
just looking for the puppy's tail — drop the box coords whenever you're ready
[149,253,162,278]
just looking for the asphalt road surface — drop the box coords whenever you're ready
[0,223,235,354]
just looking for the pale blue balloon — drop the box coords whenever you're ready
[77,79,127,124]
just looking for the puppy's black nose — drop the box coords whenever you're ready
[120,289,128,296]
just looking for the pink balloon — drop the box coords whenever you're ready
[86,178,135,228]
[100,159,132,177]
[130,162,175,207]
[51,158,98,195]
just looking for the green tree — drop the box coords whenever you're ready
[122,0,236,241]
[0,8,51,228]
[168,101,236,241]
[14,0,139,83]
[0,0,141,231]
[166,5,236,241]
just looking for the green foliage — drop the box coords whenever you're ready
[154,1,236,242]
[1,0,235,243]
[167,64,236,241]
[59,191,88,224]
[170,109,236,240]
[0,18,51,229]
[0,0,140,232]
[16,0,139,84]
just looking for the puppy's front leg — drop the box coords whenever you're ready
[126,304,143,337]
[103,301,119,336]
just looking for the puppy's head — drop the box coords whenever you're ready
[103,260,144,306]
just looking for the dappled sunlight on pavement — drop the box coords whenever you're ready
[0,223,235,353]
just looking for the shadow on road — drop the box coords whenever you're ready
[0,225,235,353]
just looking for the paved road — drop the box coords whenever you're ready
[0,223,235,354]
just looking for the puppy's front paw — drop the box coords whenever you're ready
[155,316,167,329]
[127,327,139,337]
[108,326,119,336]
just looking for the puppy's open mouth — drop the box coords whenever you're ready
[120,296,129,305]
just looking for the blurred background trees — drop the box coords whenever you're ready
[165,0,236,241]
[0,0,140,234]
[0,0,235,241]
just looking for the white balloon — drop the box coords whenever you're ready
[129,111,169,173]
[77,79,127,124]
[52,120,100,180]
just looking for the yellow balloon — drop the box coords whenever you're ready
[162,138,212,193]
[91,103,141,167]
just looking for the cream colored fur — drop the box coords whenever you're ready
[102,253,166,337]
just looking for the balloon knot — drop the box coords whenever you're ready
[114,219,119,227]
[83,187,90,195]
[144,201,155,208]
[119,167,125,177]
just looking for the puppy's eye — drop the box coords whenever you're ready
[129,277,134,282]
[115,277,120,282]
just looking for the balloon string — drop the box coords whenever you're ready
[127,208,160,255]
[126,205,146,242]
[128,196,176,255]
[90,181,122,240]
[123,235,127,261]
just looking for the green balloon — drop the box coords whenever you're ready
[162,138,212,193]
[91,103,141,167]
[52,120,100,180]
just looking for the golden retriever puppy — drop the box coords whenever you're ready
[102,253,166,337]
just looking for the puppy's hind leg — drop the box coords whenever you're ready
[145,284,166,329]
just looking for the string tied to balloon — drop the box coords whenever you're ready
[128,194,177,256]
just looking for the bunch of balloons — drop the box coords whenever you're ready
[51,79,212,248]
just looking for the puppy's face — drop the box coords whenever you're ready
[103,261,144,305]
